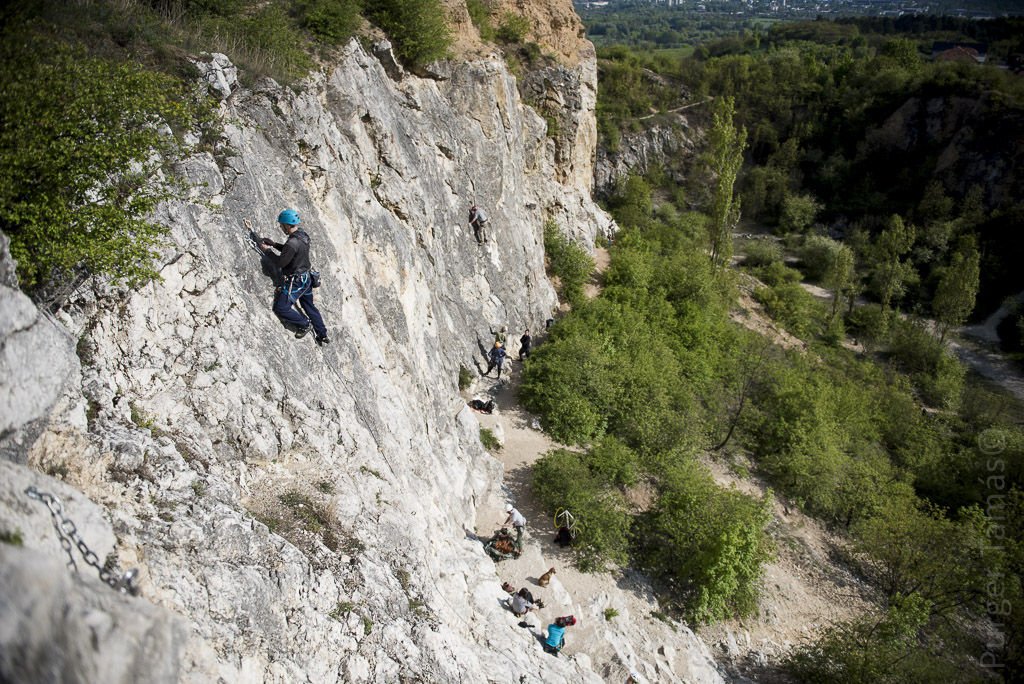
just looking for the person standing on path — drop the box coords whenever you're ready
[259,209,330,346]
[484,344,507,379]
[519,329,531,359]
[503,503,526,549]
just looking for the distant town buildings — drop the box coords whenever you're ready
[574,0,1015,19]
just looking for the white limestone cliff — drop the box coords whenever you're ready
[0,20,723,684]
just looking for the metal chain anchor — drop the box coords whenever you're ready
[25,486,140,595]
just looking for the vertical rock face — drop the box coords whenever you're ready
[520,57,599,195]
[0,237,187,682]
[594,117,699,197]
[0,234,78,464]
[0,22,717,684]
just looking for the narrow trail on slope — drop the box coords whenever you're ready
[466,244,877,680]
[468,247,668,680]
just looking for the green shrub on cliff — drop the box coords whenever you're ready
[0,36,212,302]
[465,0,495,41]
[297,0,361,46]
[543,220,594,308]
[364,0,451,67]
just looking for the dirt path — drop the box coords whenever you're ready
[699,460,873,678]
[469,364,724,682]
[467,246,725,682]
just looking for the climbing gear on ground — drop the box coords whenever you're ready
[25,486,140,595]
[553,508,580,539]
[483,528,520,561]
[278,208,301,225]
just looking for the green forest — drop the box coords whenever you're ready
[521,13,1024,684]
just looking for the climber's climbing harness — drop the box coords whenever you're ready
[25,486,140,595]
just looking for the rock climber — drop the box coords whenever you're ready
[491,324,508,348]
[259,209,330,346]
[469,204,489,244]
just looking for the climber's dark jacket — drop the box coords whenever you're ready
[266,230,312,276]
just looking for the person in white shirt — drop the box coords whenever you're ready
[510,588,540,617]
[503,504,526,548]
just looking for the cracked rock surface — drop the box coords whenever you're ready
[0,27,721,684]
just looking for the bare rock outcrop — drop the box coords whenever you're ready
[595,116,698,197]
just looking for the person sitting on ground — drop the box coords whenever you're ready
[553,525,573,547]
[484,344,507,379]
[542,615,576,656]
[510,587,542,617]
[468,398,495,414]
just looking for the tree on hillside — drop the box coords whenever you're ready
[854,497,992,617]
[705,96,747,272]
[825,242,856,322]
[872,214,917,319]
[932,245,980,343]
[712,335,772,452]
[779,192,820,234]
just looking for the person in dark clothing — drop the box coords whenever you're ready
[260,209,330,346]
[469,204,489,244]
[484,344,507,378]
[553,525,573,547]
[519,329,531,360]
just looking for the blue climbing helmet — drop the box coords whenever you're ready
[278,208,301,225]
